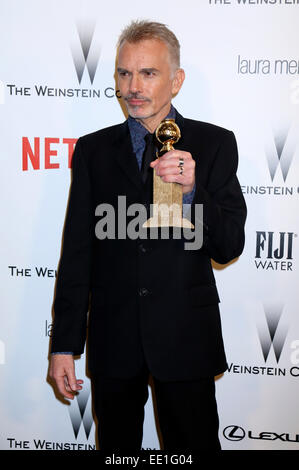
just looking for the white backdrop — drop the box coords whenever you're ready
[1,0,299,451]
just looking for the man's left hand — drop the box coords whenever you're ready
[150,150,195,194]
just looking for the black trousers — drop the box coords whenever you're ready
[92,364,221,452]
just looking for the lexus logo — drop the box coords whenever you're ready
[265,128,296,182]
[223,425,245,441]
[71,22,101,84]
[257,304,288,363]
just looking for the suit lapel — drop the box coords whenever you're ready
[113,121,142,191]
[112,111,187,191]
[174,110,187,152]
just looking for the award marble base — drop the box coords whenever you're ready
[142,170,194,228]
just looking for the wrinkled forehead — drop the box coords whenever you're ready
[117,38,171,69]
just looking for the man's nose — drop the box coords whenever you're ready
[129,74,142,94]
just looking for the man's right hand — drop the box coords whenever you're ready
[49,354,83,400]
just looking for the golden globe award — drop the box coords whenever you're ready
[143,119,194,228]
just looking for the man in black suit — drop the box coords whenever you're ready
[49,20,246,452]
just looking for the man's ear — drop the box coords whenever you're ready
[172,68,185,95]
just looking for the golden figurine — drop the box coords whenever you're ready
[143,119,194,228]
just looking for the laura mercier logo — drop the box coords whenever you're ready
[71,22,101,85]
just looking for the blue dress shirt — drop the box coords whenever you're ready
[127,105,196,205]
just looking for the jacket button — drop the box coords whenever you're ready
[139,243,147,253]
[139,287,149,297]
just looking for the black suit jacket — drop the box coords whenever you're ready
[51,110,247,381]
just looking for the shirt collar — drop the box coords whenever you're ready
[128,104,176,154]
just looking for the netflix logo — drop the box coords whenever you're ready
[22,137,78,171]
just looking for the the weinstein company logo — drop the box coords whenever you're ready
[68,383,93,439]
[228,304,299,378]
[257,304,288,364]
[241,126,298,196]
[265,129,295,183]
[71,22,101,85]
[6,23,119,100]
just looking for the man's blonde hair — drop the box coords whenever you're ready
[118,19,181,70]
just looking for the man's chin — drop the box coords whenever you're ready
[124,103,150,118]
[127,108,150,120]
[130,114,148,121]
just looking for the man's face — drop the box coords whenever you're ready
[117,39,184,131]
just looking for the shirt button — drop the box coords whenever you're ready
[139,287,149,297]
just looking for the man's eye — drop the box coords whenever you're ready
[144,71,155,77]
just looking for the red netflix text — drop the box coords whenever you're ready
[22,137,78,171]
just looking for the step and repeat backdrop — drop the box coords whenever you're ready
[1,0,299,451]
